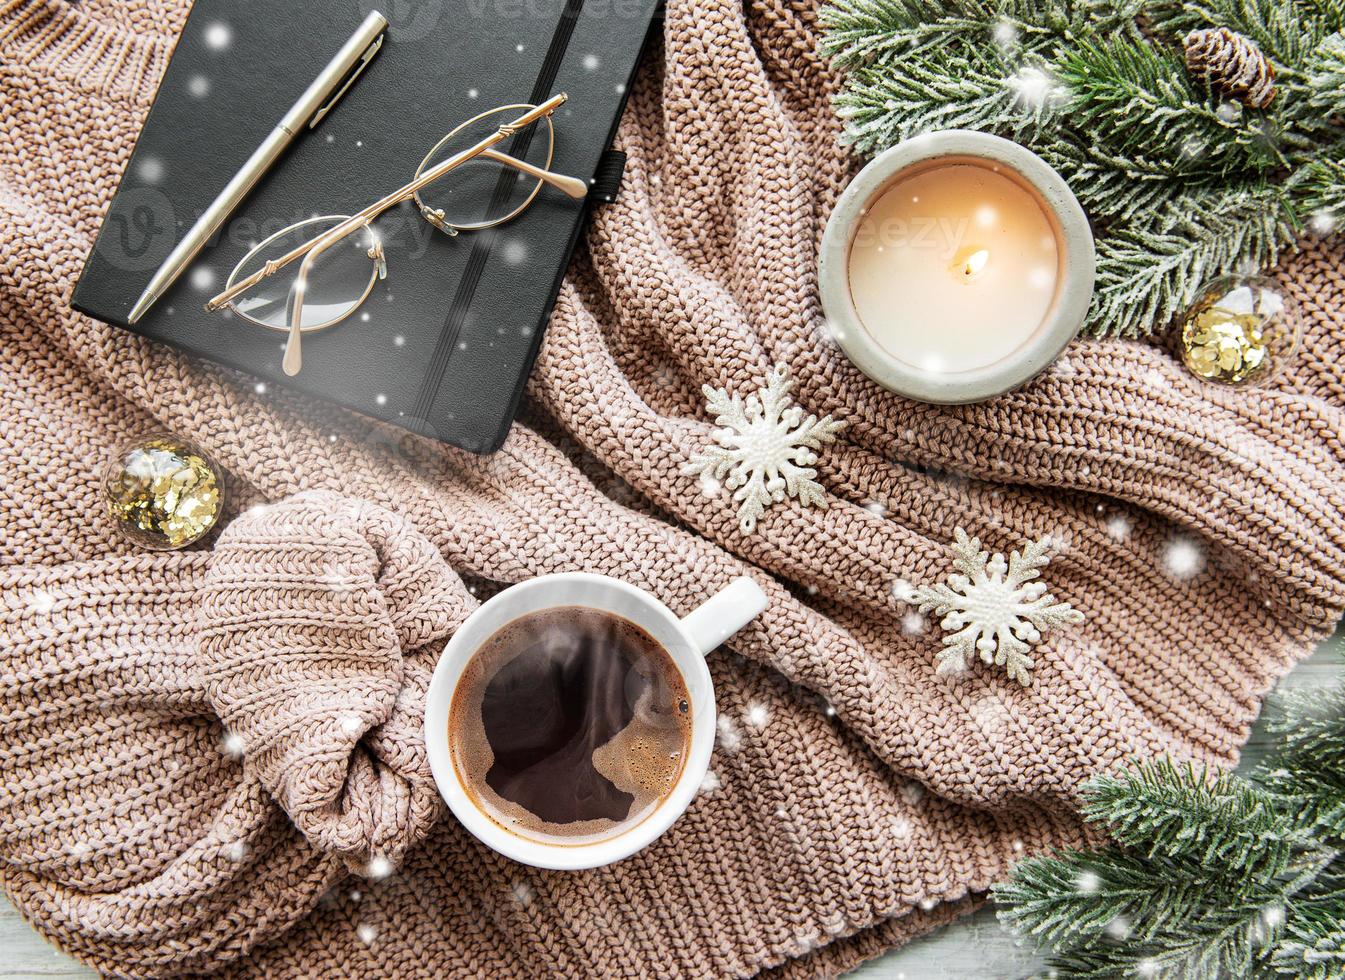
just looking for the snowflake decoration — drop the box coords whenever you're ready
[911,528,1084,686]
[683,365,845,534]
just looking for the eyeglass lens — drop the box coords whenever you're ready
[416,106,555,231]
[227,215,381,332]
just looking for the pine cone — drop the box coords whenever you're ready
[1184,27,1276,109]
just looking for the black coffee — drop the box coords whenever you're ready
[449,607,691,844]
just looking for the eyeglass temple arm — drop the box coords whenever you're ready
[281,219,361,375]
[480,149,588,199]
[507,93,568,128]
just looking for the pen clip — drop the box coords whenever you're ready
[309,33,384,129]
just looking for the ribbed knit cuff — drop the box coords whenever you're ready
[0,495,478,977]
[0,0,175,103]
[0,551,343,976]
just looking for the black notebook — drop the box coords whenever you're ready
[72,0,658,453]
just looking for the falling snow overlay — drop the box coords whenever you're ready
[1164,537,1206,580]
[366,855,393,880]
[716,715,742,753]
[683,365,845,534]
[4,0,1345,973]
[910,528,1084,686]
[1104,514,1133,541]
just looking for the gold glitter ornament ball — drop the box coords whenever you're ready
[103,436,225,550]
[1178,275,1300,386]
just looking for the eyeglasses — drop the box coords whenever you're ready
[205,93,586,376]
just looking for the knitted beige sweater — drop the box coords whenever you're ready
[2,0,1344,976]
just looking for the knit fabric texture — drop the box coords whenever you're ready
[3,0,1345,976]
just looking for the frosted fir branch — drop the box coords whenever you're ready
[1106,910,1274,978]
[1146,0,1326,67]
[833,46,1066,153]
[1261,684,1345,839]
[1041,142,1233,222]
[1023,946,1159,980]
[997,758,1338,977]
[1081,0,1149,28]
[1303,34,1345,120]
[1087,182,1293,335]
[1268,685,1345,775]
[1275,939,1345,980]
[1081,757,1311,878]
[1059,38,1288,175]
[820,0,1004,64]
[1274,894,1345,979]
[1154,911,1279,977]
[1296,0,1345,32]
[1000,855,1332,978]
[994,693,1345,977]
[819,0,1092,66]
[993,850,1228,948]
[1041,929,1273,980]
[997,848,1321,977]
[1265,769,1345,841]
[1296,157,1345,222]
[833,53,1017,151]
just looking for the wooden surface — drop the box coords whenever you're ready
[3,626,1340,979]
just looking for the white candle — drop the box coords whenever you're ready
[847,162,1060,374]
[818,131,1095,404]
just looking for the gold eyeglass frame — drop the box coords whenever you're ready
[205,93,586,376]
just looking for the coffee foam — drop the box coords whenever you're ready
[448,608,692,847]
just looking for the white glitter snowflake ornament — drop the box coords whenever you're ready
[911,528,1083,686]
[683,365,845,533]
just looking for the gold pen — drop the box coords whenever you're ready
[127,10,388,325]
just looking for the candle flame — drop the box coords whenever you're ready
[955,248,991,280]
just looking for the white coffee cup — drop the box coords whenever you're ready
[424,572,768,870]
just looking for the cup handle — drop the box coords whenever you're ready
[679,577,769,658]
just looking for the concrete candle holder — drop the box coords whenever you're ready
[818,130,1095,404]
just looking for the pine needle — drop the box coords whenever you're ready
[1276,890,1345,978]
[819,0,1000,64]
[1038,143,1203,221]
[1298,157,1345,222]
[1268,685,1345,773]
[994,850,1237,946]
